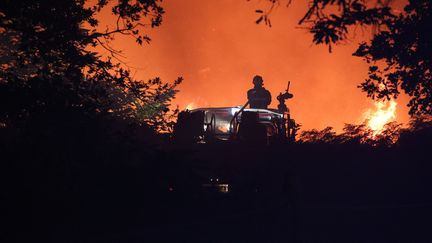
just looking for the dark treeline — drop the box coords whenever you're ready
[2,0,432,242]
[2,115,432,242]
[298,116,432,147]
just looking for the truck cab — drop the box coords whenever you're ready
[173,106,296,144]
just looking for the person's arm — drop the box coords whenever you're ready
[266,90,272,106]
[247,89,253,101]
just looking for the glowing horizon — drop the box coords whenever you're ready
[96,0,410,132]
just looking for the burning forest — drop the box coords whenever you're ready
[1,0,432,242]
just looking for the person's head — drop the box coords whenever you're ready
[252,75,264,87]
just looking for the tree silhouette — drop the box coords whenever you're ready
[298,126,338,144]
[254,0,432,116]
[298,122,404,146]
[0,0,180,131]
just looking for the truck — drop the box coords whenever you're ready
[173,104,297,145]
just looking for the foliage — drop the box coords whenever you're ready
[298,126,337,144]
[0,0,180,131]
[354,0,432,116]
[397,114,432,147]
[132,77,183,132]
[298,121,403,146]
[253,0,432,116]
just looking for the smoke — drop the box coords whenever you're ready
[98,0,410,131]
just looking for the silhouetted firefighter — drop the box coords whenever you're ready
[173,76,297,144]
[247,75,272,109]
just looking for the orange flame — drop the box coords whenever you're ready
[363,99,397,135]
[185,102,196,110]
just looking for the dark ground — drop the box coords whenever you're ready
[2,127,432,243]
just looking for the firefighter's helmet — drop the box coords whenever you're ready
[252,75,264,86]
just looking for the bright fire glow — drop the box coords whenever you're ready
[363,99,397,135]
[185,102,196,110]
